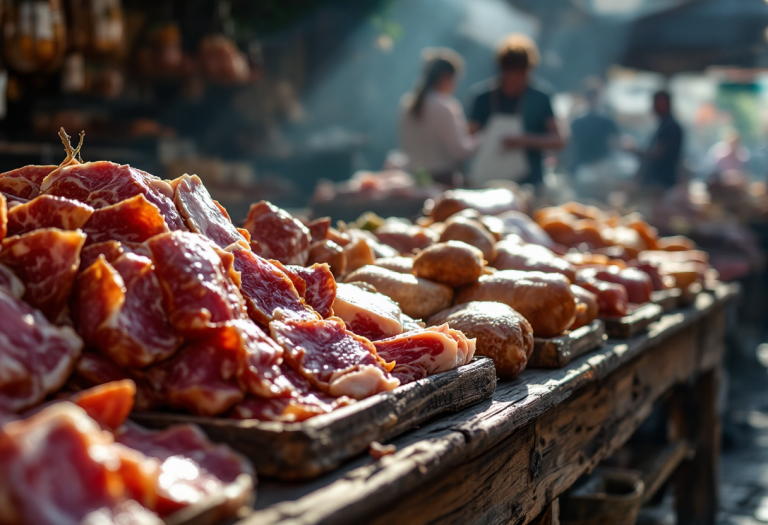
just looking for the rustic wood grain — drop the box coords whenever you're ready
[529,321,606,369]
[132,358,496,480]
[652,288,681,312]
[527,498,559,525]
[240,284,737,525]
[601,302,664,339]
[639,441,693,504]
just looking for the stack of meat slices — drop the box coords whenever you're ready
[0,135,477,433]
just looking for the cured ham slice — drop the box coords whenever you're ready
[0,164,55,199]
[270,316,399,399]
[373,325,475,384]
[307,216,330,243]
[231,248,317,324]
[79,240,151,271]
[6,195,93,236]
[288,263,337,318]
[172,174,246,248]
[41,160,187,231]
[74,254,183,368]
[147,231,246,337]
[0,263,23,298]
[333,282,403,340]
[69,352,130,391]
[244,200,311,265]
[0,288,82,412]
[82,193,170,244]
[0,193,5,241]
[0,228,86,320]
[70,379,135,430]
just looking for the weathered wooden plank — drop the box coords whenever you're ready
[639,441,693,504]
[652,288,681,312]
[528,499,559,525]
[133,358,496,480]
[529,321,606,369]
[241,284,738,525]
[601,302,664,339]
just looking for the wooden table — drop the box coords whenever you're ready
[242,284,738,525]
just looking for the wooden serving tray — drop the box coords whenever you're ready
[133,358,496,481]
[651,288,681,312]
[600,302,664,339]
[529,320,606,369]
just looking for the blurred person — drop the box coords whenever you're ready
[707,127,749,178]
[399,48,476,187]
[633,90,684,190]
[468,34,564,187]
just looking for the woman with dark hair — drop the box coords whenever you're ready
[399,48,476,187]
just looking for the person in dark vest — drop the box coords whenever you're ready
[638,90,684,190]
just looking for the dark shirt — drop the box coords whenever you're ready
[643,114,683,188]
[469,81,555,184]
[569,110,618,168]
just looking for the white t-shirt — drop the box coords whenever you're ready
[399,91,477,174]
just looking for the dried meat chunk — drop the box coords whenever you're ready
[70,352,130,389]
[578,266,652,305]
[333,282,403,340]
[78,240,151,271]
[41,160,187,231]
[70,379,135,430]
[244,200,311,265]
[74,254,182,368]
[0,289,82,413]
[81,193,170,245]
[0,263,23,299]
[6,194,94,236]
[287,263,337,318]
[0,164,55,199]
[270,316,399,399]
[172,174,246,248]
[307,217,330,243]
[373,325,473,384]
[147,231,246,337]
[0,228,86,320]
[231,248,317,324]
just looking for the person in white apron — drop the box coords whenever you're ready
[468,34,564,187]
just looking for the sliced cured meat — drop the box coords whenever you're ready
[373,325,474,384]
[74,254,183,369]
[493,240,576,282]
[578,266,652,304]
[0,228,86,320]
[270,259,306,295]
[0,164,55,199]
[231,248,317,325]
[172,174,246,248]
[570,285,599,330]
[287,263,337,318]
[114,422,254,519]
[307,216,330,243]
[0,289,82,413]
[70,352,130,390]
[374,222,438,254]
[78,240,151,271]
[576,279,629,318]
[307,239,347,277]
[0,193,5,241]
[82,193,169,245]
[147,231,246,337]
[41,160,186,231]
[70,380,135,430]
[0,263,23,298]
[333,282,403,340]
[6,194,93,236]
[270,316,399,399]
[243,200,311,265]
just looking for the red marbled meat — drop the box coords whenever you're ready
[307,216,330,243]
[333,282,403,340]
[373,324,475,384]
[287,263,337,318]
[70,379,135,430]
[243,200,311,265]
[40,160,186,231]
[172,174,246,248]
[6,195,93,236]
[578,266,652,305]
[70,352,130,389]
[0,288,82,413]
[74,254,182,369]
[575,278,629,317]
[0,263,23,299]
[231,248,317,324]
[0,228,86,320]
[82,193,169,244]
[270,316,399,399]
[0,193,6,241]
[0,164,55,199]
[147,231,246,337]
[78,240,151,271]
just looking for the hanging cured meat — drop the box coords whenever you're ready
[73,253,183,369]
[81,193,170,244]
[0,288,82,413]
[230,247,318,325]
[287,263,337,318]
[147,231,245,337]
[270,316,399,399]
[373,325,476,384]
[332,282,403,340]
[0,165,56,199]
[41,160,187,231]
[0,228,86,321]
[243,200,311,265]
[172,173,247,248]
[6,195,94,236]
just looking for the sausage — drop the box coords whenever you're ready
[439,216,497,263]
[412,241,485,288]
[492,240,576,282]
